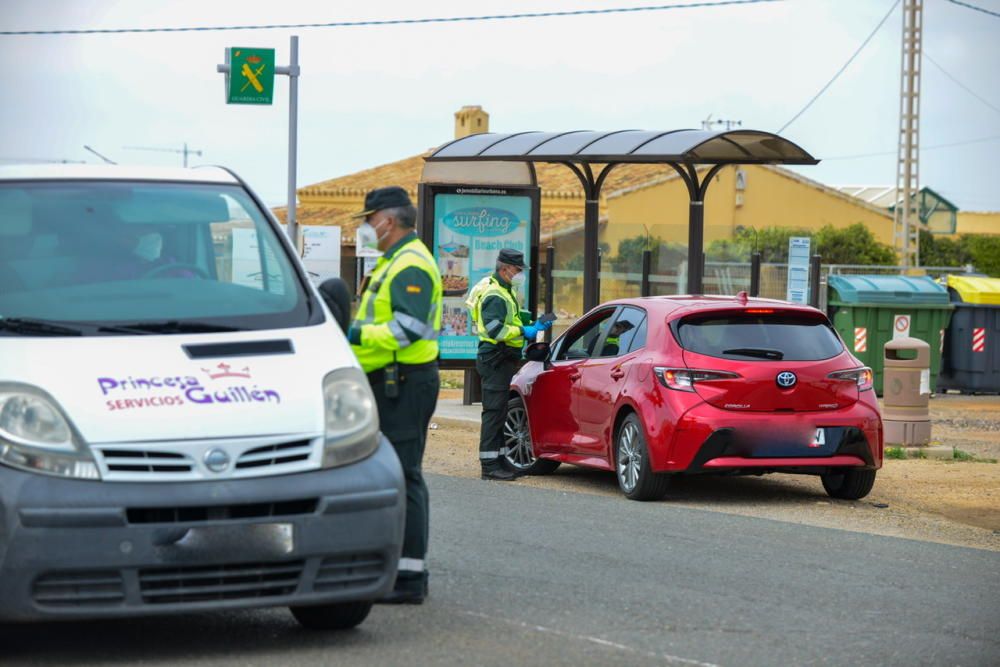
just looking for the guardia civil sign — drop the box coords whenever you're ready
[226,47,275,105]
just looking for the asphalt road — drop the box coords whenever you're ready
[2,473,998,666]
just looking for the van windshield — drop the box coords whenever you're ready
[0,181,316,335]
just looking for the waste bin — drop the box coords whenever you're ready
[938,275,1000,394]
[882,337,931,446]
[827,275,954,395]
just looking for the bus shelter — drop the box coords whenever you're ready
[422,129,818,313]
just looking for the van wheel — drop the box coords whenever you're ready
[290,600,373,630]
[504,396,560,475]
[821,469,876,500]
[615,413,671,501]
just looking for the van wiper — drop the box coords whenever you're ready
[98,320,244,335]
[723,347,784,360]
[0,317,84,337]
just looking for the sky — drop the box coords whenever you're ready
[1,0,999,211]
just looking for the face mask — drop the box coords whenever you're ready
[510,271,526,287]
[134,233,162,261]
[373,217,393,245]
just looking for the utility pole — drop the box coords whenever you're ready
[123,143,203,167]
[895,0,923,269]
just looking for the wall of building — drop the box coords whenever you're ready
[952,211,1000,237]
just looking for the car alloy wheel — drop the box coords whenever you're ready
[617,420,642,493]
[503,401,536,470]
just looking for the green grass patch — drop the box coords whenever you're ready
[885,446,907,460]
[952,448,997,464]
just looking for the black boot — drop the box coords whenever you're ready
[481,465,520,481]
[378,573,427,605]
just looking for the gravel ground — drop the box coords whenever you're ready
[425,391,1000,552]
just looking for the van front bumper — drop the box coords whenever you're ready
[0,435,405,622]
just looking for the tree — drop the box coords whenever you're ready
[964,235,1000,277]
[919,230,970,267]
[813,223,897,265]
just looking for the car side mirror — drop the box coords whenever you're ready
[318,278,352,334]
[525,341,550,363]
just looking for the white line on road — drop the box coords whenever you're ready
[459,609,721,667]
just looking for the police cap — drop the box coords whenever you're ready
[497,248,527,268]
[353,186,413,218]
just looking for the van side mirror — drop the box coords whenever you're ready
[318,278,352,334]
[525,341,550,363]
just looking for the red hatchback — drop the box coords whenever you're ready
[505,294,883,501]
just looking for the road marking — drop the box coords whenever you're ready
[459,609,721,667]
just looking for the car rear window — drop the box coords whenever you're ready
[674,313,844,361]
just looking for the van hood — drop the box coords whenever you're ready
[1,324,356,444]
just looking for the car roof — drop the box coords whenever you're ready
[602,294,825,319]
[0,163,239,185]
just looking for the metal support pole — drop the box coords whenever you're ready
[749,252,761,297]
[808,254,821,308]
[284,36,300,248]
[641,249,652,297]
[686,201,704,294]
[583,198,600,312]
[545,245,555,314]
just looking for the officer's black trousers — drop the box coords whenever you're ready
[372,367,439,585]
[476,353,519,470]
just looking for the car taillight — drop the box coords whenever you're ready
[653,367,740,392]
[828,367,874,391]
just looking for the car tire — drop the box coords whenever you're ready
[289,600,373,630]
[821,468,876,500]
[504,396,561,475]
[615,413,671,501]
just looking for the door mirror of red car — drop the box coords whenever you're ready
[525,341,550,363]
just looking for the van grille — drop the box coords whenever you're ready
[139,560,304,604]
[98,448,194,474]
[33,570,126,607]
[314,554,386,592]
[236,439,312,469]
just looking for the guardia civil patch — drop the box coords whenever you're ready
[406,285,422,293]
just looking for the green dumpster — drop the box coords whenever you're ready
[827,275,954,395]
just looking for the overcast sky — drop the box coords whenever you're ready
[2,0,998,211]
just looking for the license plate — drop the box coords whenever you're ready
[809,428,826,447]
[160,523,295,561]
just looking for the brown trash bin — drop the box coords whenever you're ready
[882,337,931,446]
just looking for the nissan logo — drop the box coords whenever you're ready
[776,371,797,389]
[203,448,231,473]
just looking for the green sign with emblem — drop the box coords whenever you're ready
[226,47,275,105]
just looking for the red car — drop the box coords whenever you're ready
[505,294,882,501]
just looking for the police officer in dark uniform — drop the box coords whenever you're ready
[347,186,442,604]
[471,249,551,480]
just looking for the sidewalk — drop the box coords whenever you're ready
[433,397,481,424]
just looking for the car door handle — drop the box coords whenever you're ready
[568,371,581,381]
[610,368,625,380]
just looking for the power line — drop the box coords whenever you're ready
[776,0,900,133]
[945,0,1000,18]
[0,0,781,36]
[925,52,1000,117]
[821,134,1000,160]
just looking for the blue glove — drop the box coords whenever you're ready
[521,324,539,341]
[347,325,362,345]
[535,318,553,332]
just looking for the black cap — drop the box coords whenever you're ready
[497,248,527,268]
[353,186,413,218]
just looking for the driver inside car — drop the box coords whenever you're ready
[78,223,195,282]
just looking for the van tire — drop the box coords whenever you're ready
[290,600,373,630]
[821,469,876,500]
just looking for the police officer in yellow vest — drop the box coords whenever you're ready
[347,186,442,604]
[473,249,552,481]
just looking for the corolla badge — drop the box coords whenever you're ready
[776,371,798,388]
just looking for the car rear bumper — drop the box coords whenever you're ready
[0,435,405,622]
[650,400,883,473]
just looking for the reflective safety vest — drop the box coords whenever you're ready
[351,237,443,373]
[471,275,524,349]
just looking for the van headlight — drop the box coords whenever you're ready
[0,385,100,479]
[322,367,380,468]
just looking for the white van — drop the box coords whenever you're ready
[0,165,404,629]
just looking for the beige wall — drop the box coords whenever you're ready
[952,211,1000,237]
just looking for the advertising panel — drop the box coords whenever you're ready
[421,185,540,363]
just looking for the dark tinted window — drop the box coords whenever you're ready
[675,314,844,361]
[555,309,616,360]
[597,307,647,357]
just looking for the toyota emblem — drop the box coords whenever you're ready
[203,448,231,473]
[776,371,797,388]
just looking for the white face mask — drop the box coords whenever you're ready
[510,271,526,287]
[134,233,162,261]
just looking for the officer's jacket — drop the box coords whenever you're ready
[351,233,442,373]
[471,273,524,350]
